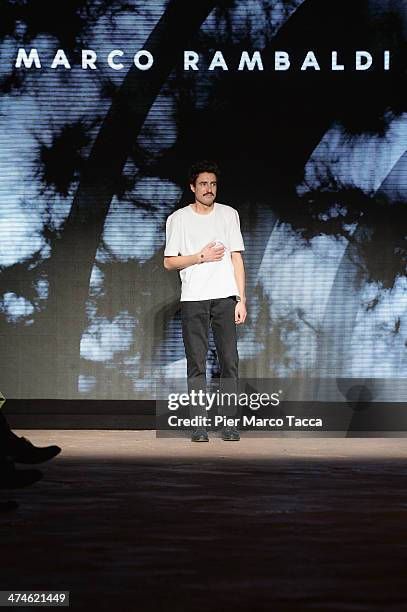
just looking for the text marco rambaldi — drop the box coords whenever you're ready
[14,48,392,72]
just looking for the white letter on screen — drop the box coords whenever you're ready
[238,51,263,71]
[184,51,199,70]
[51,50,71,69]
[82,49,97,69]
[356,51,372,70]
[15,48,41,68]
[275,51,290,70]
[108,50,124,70]
[209,51,228,71]
[134,50,154,71]
[301,51,320,71]
[332,51,344,71]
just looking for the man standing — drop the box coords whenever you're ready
[164,161,247,442]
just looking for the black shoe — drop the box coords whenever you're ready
[191,428,209,442]
[0,461,43,489]
[6,435,61,464]
[221,427,240,441]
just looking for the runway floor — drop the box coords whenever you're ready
[2,431,407,611]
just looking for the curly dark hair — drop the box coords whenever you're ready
[188,160,220,186]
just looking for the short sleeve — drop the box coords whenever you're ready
[229,209,245,252]
[164,213,181,256]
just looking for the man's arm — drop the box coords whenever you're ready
[231,251,247,324]
[163,242,225,271]
[164,253,200,271]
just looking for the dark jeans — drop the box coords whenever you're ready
[181,296,239,423]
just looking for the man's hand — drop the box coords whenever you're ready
[235,300,247,324]
[199,241,225,263]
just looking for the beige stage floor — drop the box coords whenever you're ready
[2,431,407,611]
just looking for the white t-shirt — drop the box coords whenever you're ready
[164,202,245,301]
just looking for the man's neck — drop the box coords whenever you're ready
[192,201,215,215]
